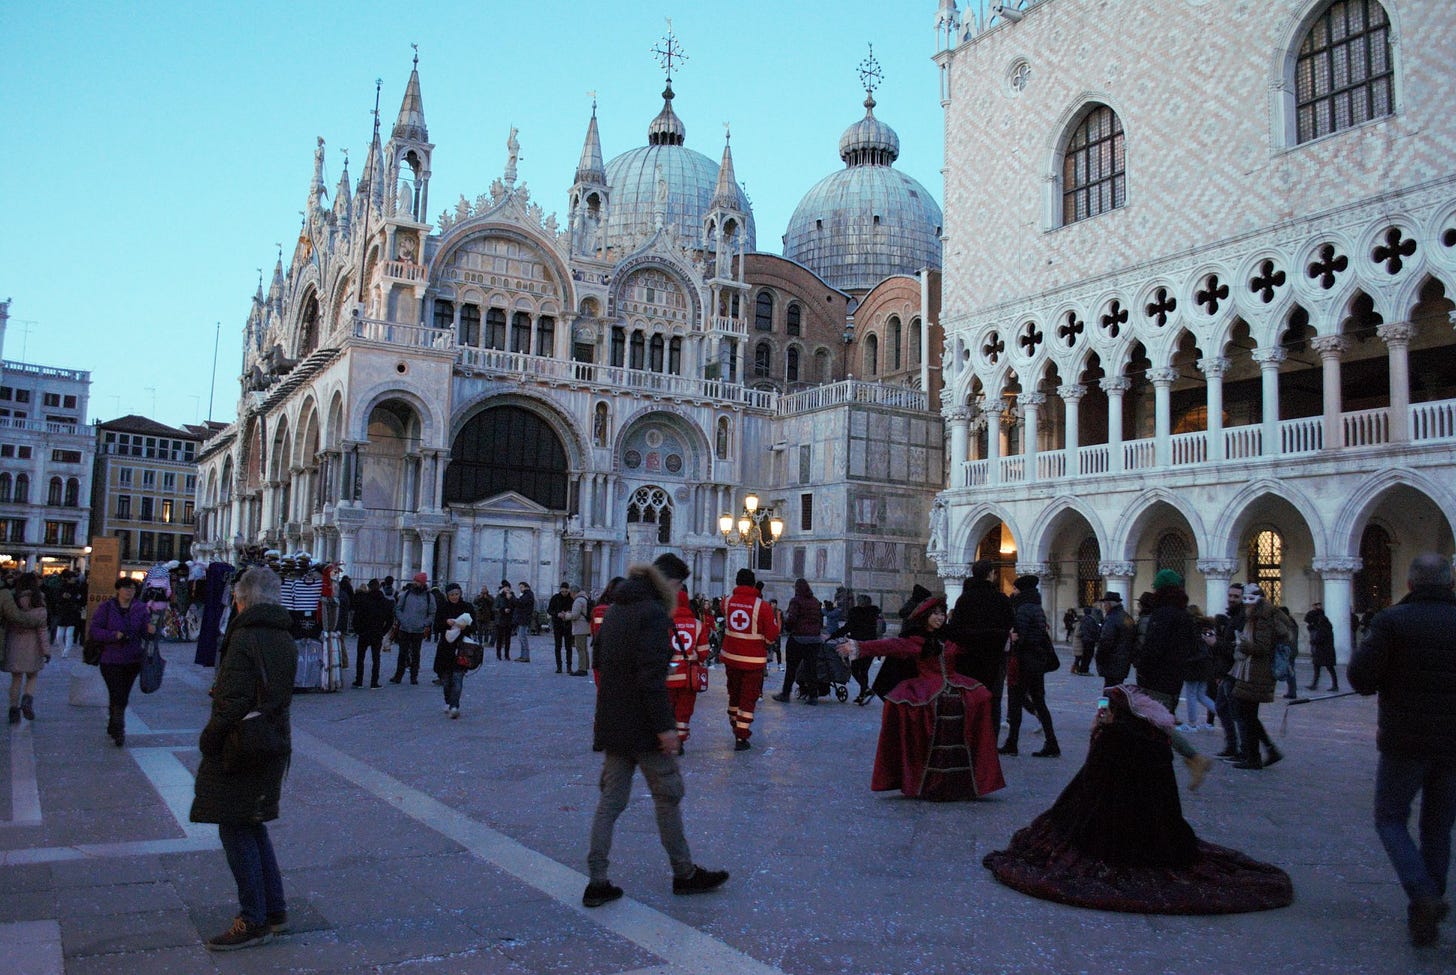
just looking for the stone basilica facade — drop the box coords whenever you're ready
[194,53,946,608]
[933,0,1456,659]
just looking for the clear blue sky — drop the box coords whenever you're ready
[0,1,947,430]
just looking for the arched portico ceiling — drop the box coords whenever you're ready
[1114,489,1209,563]
[1027,497,1109,565]
[948,502,1023,566]
[1330,470,1456,557]
[1210,478,1323,564]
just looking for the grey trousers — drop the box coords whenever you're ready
[587,751,694,883]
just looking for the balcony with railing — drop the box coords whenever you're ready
[455,346,777,410]
[0,416,94,439]
[1,360,90,382]
[778,380,928,414]
[956,398,1456,488]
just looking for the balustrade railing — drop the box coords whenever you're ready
[0,416,93,438]
[1225,424,1262,460]
[1344,407,1389,447]
[777,380,927,414]
[1123,439,1156,472]
[1279,416,1323,455]
[1078,444,1109,476]
[1169,430,1207,466]
[383,260,426,282]
[1412,400,1456,442]
[962,459,989,487]
[999,456,1025,483]
[351,317,452,350]
[1036,449,1065,480]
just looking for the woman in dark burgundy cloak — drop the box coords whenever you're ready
[983,683,1293,914]
[840,595,1005,801]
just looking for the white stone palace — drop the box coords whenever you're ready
[933,0,1456,659]
[193,43,947,608]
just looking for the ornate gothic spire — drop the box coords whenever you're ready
[710,125,746,211]
[575,97,606,185]
[392,45,428,143]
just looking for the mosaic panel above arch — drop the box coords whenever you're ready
[620,420,693,479]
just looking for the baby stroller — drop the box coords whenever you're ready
[798,639,852,703]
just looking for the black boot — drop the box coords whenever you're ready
[20,694,34,721]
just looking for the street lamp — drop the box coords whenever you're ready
[718,492,784,548]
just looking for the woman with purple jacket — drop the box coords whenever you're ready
[89,577,155,746]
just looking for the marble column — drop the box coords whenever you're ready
[1313,557,1361,664]
[1098,560,1136,604]
[1150,367,1177,468]
[1021,393,1044,481]
[1199,356,1228,463]
[1311,335,1348,450]
[946,406,970,478]
[1252,347,1286,456]
[1196,558,1237,621]
[1101,378,1130,474]
[1377,322,1414,443]
[1058,384,1084,476]
[418,530,439,580]
[985,406,1003,485]
[338,527,359,573]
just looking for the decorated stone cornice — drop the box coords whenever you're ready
[1196,558,1238,578]
[1099,560,1136,579]
[1251,347,1288,366]
[1376,321,1416,346]
[1056,383,1086,401]
[1198,356,1230,379]
[1310,335,1349,358]
[1312,557,1363,579]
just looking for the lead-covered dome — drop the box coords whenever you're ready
[603,84,756,253]
[784,94,941,292]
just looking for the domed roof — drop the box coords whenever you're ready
[603,84,756,253]
[784,95,941,292]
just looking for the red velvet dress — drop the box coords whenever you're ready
[855,636,1005,801]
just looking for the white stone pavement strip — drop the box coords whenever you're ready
[0,920,63,975]
[292,728,788,975]
[128,747,214,841]
[3,722,42,827]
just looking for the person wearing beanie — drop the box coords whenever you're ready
[718,567,780,750]
[389,572,436,685]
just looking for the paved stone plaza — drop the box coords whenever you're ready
[1,644,1451,975]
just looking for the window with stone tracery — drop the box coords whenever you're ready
[1355,522,1393,612]
[1076,534,1102,608]
[1295,0,1393,144]
[1155,531,1191,581]
[1246,529,1284,606]
[626,486,673,544]
[1061,104,1125,225]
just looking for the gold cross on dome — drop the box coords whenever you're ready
[652,19,688,81]
[858,43,883,95]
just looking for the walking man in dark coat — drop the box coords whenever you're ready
[944,558,1014,731]
[582,554,729,907]
[190,567,298,951]
[1349,553,1456,947]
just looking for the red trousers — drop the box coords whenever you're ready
[669,685,697,742]
[725,667,765,741]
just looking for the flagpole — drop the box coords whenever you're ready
[207,321,220,422]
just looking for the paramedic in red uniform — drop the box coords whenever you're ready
[719,568,780,751]
[667,572,708,752]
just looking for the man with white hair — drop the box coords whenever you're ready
[1350,553,1456,947]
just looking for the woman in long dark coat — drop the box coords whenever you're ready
[839,595,1005,801]
[190,568,298,952]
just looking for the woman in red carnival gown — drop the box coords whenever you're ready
[839,595,1005,801]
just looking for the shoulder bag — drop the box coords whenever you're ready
[223,653,289,772]
[139,637,166,693]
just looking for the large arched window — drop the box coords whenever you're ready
[435,298,456,333]
[786,346,801,383]
[909,318,922,367]
[13,473,28,504]
[1295,0,1393,144]
[863,334,879,377]
[753,341,772,378]
[1062,104,1125,225]
[0,472,10,502]
[1155,530,1191,581]
[668,336,682,375]
[786,303,802,337]
[485,308,507,350]
[649,334,666,372]
[442,406,569,509]
[610,326,626,367]
[626,486,673,545]
[1355,522,1393,612]
[890,316,903,371]
[535,316,555,357]
[298,295,321,357]
[629,332,646,370]
[1076,534,1102,608]
[47,477,62,506]
[755,291,774,332]
[459,304,479,346]
[1246,528,1284,606]
[510,312,531,354]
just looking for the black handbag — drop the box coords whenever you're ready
[139,639,166,693]
[223,653,289,772]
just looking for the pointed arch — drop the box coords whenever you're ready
[1210,477,1326,562]
[1329,468,1456,557]
[1026,496,1110,565]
